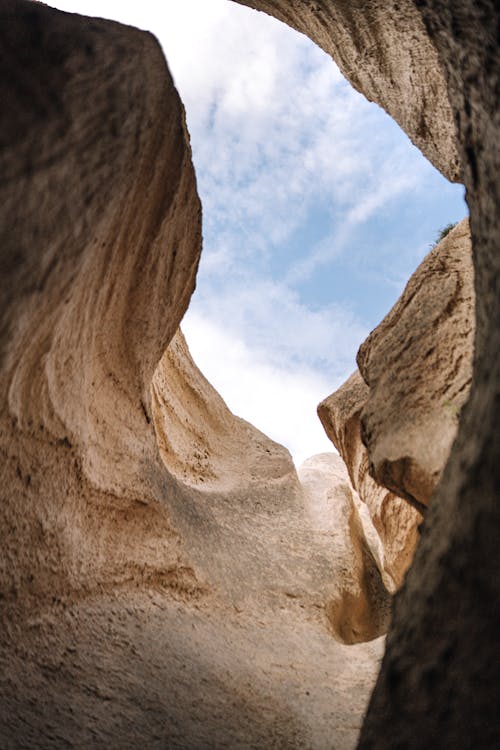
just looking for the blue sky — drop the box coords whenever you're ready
[50,0,467,464]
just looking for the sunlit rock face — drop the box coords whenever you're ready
[318,220,473,587]
[152,329,294,493]
[152,331,390,641]
[298,453,390,643]
[0,0,203,611]
[318,372,422,592]
[357,218,474,509]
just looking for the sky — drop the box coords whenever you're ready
[49,0,467,465]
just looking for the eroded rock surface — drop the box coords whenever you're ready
[0,0,202,614]
[299,454,390,642]
[235,2,500,747]
[152,333,390,639]
[358,2,500,744]
[357,218,474,508]
[152,329,292,494]
[318,372,422,591]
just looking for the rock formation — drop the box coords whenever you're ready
[2,0,499,748]
[152,332,390,642]
[0,0,203,611]
[318,371,422,591]
[298,453,390,643]
[357,218,474,509]
[318,220,473,590]
[1,280,389,745]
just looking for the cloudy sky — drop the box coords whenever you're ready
[50,0,467,464]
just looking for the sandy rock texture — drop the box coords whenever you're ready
[152,329,293,494]
[233,0,461,181]
[0,3,389,748]
[318,221,473,587]
[318,372,422,591]
[298,454,390,643]
[357,218,474,509]
[356,3,500,746]
[0,0,202,611]
[152,333,390,641]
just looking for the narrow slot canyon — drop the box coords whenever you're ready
[0,1,498,749]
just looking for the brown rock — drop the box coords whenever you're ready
[0,0,202,608]
[356,218,474,508]
[237,2,500,747]
[152,329,293,493]
[298,453,391,643]
[153,333,391,644]
[318,372,422,591]
[0,2,389,745]
[358,3,500,745]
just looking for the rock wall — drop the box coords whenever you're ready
[0,0,203,614]
[318,220,473,589]
[298,453,390,644]
[318,371,422,592]
[236,2,499,746]
[357,218,474,509]
[358,2,500,744]
[152,332,390,641]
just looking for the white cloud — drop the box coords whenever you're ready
[188,275,367,374]
[150,0,435,290]
[182,312,337,466]
[182,273,367,465]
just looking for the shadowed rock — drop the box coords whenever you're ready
[0,0,202,611]
[318,372,422,591]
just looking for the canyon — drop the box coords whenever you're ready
[0,1,498,748]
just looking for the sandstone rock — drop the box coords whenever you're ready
[358,3,500,744]
[298,453,391,643]
[235,2,500,747]
[0,0,202,610]
[356,218,474,509]
[318,372,422,591]
[152,329,293,493]
[153,334,391,643]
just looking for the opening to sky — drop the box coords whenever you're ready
[50,0,468,465]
